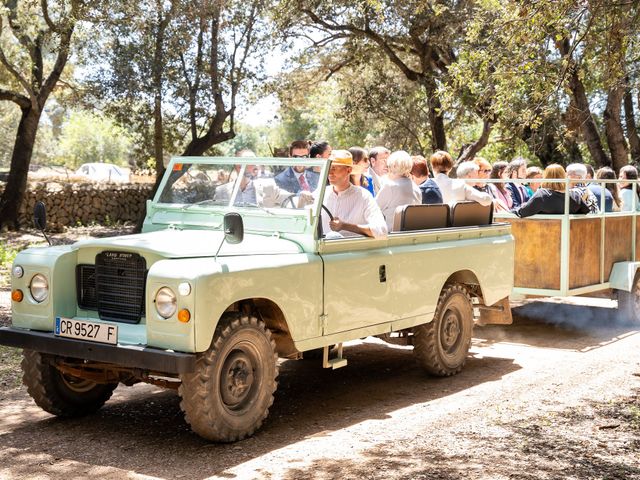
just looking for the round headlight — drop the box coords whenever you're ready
[155,287,177,318]
[29,274,49,303]
[12,265,24,278]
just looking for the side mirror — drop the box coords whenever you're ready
[34,201,47,231]
[224,213,244,244]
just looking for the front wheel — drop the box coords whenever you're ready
[179,314,278,442]
[21,350,117,417]
[413,284,473,376]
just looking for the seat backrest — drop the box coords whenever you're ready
[450,201,493,227]
[392,204,450,232]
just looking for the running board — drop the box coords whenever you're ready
[322,343,347,369]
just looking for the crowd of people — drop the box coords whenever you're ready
[234,140,640,239]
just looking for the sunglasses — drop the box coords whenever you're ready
[480,169,492,174]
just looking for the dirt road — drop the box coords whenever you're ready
[1,297,639,479]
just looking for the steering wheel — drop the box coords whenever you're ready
[281,194,300,209]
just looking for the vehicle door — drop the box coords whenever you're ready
[319,237,394,335]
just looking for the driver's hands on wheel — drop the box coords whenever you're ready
[329,217,345,231]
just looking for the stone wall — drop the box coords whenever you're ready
[6,182,153,230]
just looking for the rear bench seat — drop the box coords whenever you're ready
[392,201,493,232]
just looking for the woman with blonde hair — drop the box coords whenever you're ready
[514,164,590,217]
[376,150,421,230]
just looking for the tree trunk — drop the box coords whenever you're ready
[421,76,447,152]
[604,85,629,172]
[623,86,640,164]
[0,107,42,229]
[457,119,492,163]
[557,38,611,168]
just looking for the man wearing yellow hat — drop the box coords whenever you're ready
[322,150,388,239]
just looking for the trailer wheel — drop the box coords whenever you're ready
[617,273,640,324]
[21,350,117,417]
[179,313,278,442]
[413,284,473,376]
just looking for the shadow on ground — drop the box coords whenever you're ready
[0,342,518,479]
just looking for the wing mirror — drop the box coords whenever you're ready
[224,213,244,244]
[33,201,51,245]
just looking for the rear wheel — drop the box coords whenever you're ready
[617,272,640,324]
[413,284,473,376]
[179,313,278,442]
[21,350,117,417]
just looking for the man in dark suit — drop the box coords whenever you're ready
[275,140,320,193]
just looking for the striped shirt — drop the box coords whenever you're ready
[322,184,388,239]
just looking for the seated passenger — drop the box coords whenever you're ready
[524,166,543,198]
[589,167,618,212]
[410,155,443,204]
[376,150,421,230]
[473,157,493,194]
[431,151,492,206]
[488,161,513,211]
[619,165,640,212]
[349,146,375,196]
[514,164,590,217]
[505,157,530,208]
[274,140,319,193]
[322,150,387,239]
[566,163,599,213]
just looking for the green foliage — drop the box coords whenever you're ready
[0,243,19,288]
[56,111,133,169]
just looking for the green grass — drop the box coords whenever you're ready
[0,346,22,390]
[0,243,20,288]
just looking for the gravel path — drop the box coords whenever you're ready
[0,298,638,479]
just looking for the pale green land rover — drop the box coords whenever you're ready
[0,157,514,442]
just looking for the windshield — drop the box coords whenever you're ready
[156,158,327,213]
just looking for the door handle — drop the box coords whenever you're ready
[379,265,386,283]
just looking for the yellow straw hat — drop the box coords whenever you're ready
[330,149,353,167]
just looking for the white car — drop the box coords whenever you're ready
[75,163,130,183]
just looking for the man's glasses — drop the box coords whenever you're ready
[480,169,492,174]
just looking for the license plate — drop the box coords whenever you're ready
[55,317,118,345]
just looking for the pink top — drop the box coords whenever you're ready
[489,184,513,210]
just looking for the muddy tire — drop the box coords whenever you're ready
[179,314,278,442]
[617,273,640,324]
[413,284,473,376]
[21,350,117,417]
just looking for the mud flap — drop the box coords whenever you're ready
[476,296,512,326]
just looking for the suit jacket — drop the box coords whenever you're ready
[274,167,319,194]
[418,178,443,204]
[506,182,529,208]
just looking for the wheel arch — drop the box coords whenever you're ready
[442,269,483,300]
[222,297,298,359]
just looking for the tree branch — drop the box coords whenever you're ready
[0,88,30,108]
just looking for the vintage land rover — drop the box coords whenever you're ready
[0,157,514,442]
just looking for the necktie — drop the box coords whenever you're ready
[299,174,310,191]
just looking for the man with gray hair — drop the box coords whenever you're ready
[456,161,481,187]
[368,146,390,195]
[566,163,599,214]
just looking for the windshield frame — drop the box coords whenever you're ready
[149,156,330,237]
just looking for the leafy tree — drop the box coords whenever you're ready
[56,111,133,169]
[0,0,83,228]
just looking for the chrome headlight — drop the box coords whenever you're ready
[29,274,49,303]
[155,287,177,318]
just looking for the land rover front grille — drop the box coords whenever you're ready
[76,251,147,323]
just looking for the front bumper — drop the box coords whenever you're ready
[0,327,196,374]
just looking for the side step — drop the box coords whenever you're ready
[322,343,347,369]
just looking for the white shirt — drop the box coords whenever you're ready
[375,176,421,230]
[322,184,388,239]
[434,173,493,206]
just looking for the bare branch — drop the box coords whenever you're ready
[41,0,63,33]
[0,87,30,108]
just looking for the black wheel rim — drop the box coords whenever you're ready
[219,345,260,413]
[440,307,463,355]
